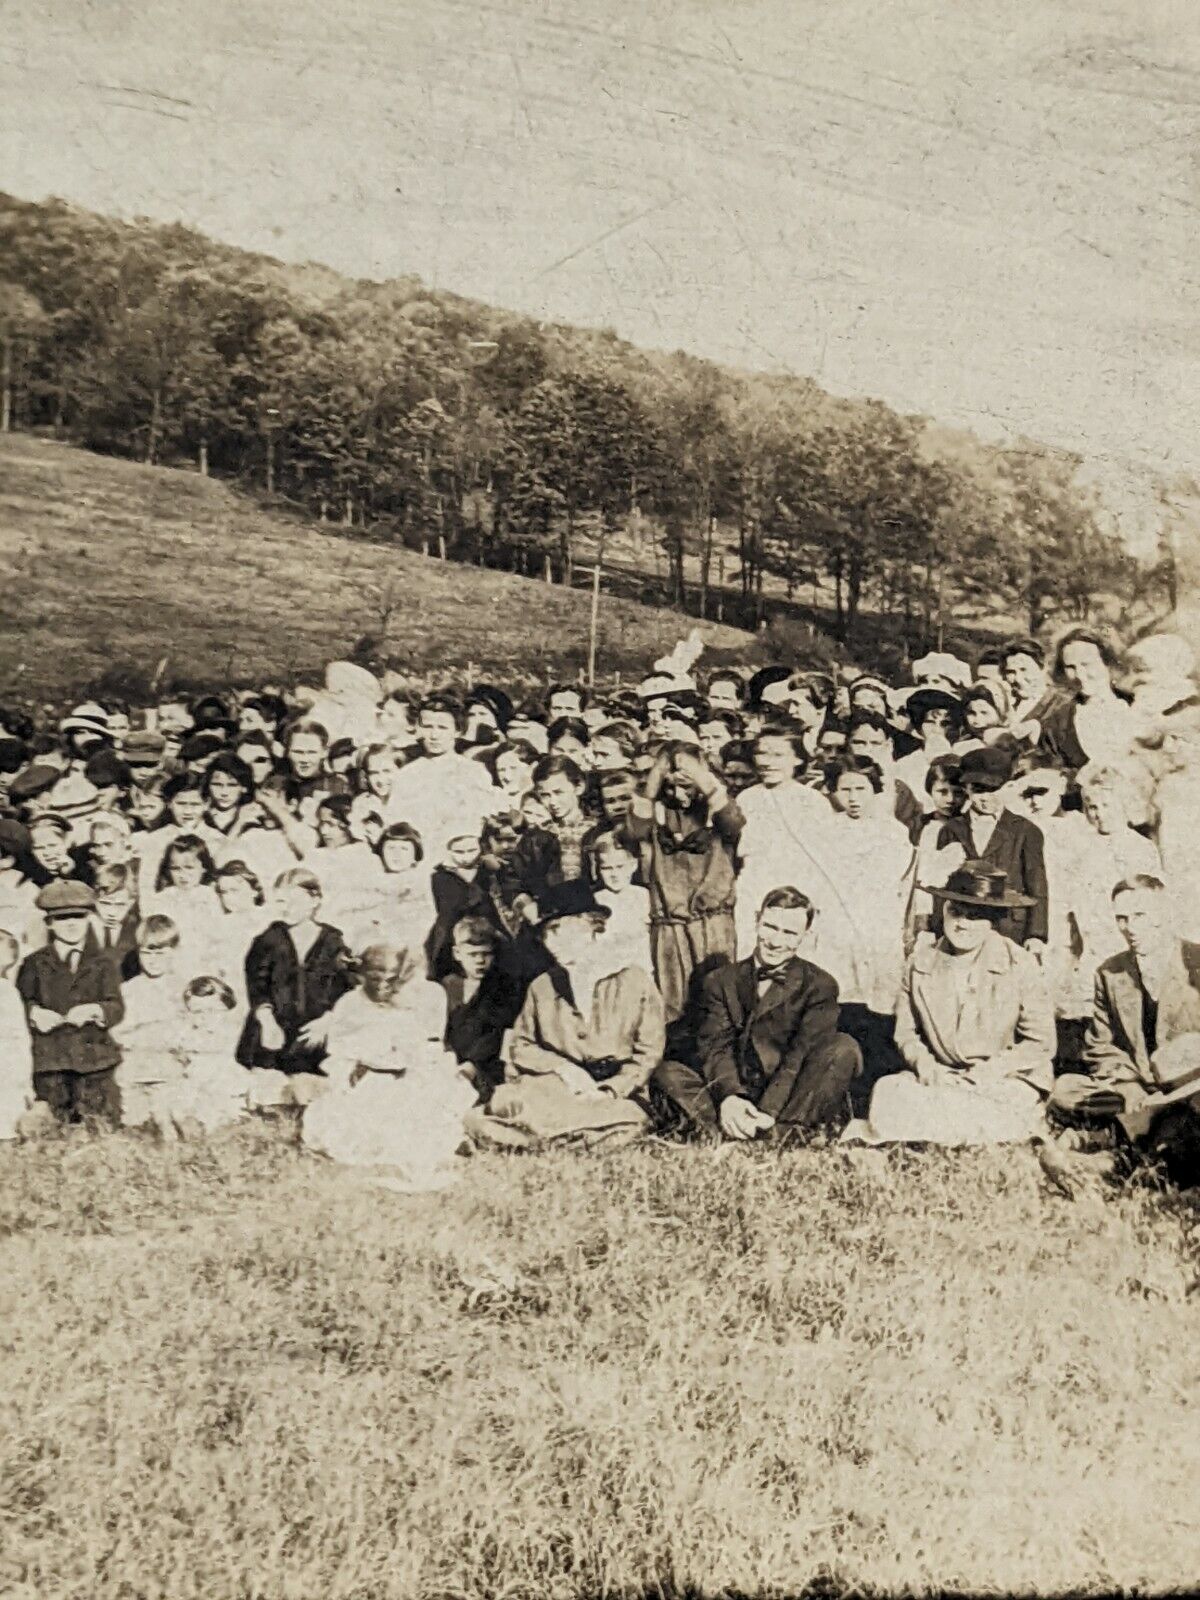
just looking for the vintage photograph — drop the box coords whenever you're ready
[1,2,1199,1595]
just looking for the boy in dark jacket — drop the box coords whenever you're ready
[18,880,124,1124]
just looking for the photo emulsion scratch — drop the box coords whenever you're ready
[0,1,1199,1595]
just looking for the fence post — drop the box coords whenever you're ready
[586,562,602,687]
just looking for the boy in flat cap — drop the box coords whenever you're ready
[17,881,124,1125]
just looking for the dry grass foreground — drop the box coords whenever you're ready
[0,436,755,701]
[3,1124,1200,1599]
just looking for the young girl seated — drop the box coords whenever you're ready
[301,943,476,1190]
[0,929,35,1139]
[169,977,252,1135]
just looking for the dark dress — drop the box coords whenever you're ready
[236,920,353,1074]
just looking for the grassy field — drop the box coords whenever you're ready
[3,1123,1200,1599]
[0,436,759,704]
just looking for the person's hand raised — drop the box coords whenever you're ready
[671,747,714,793]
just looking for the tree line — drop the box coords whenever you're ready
[0,192,1168,655]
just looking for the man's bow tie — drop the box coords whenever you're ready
[755,964,788,986]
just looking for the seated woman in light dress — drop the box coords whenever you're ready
[848,861,1054,1146]
[301,943,476,1190]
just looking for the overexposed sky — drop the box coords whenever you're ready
[2,0,1198,505]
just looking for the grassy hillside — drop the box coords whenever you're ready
[2,1125,1199,1599]
[0,437,759,704]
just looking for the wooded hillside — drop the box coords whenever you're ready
[0,194,1171,657]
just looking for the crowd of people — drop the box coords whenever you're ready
[0,624,1198,1192]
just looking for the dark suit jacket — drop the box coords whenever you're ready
[85,910,141,982]
[935,810,1048,944]
[696,955,844,1113]
[16,944,123,1075]
[1035,698,1087,773]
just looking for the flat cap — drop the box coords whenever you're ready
[8,763,62,803]
[123,730,167,765]
[36,879,96,916]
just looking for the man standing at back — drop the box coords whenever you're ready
[653,887,861,1142]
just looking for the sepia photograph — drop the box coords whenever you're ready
[1,1,1199,1595]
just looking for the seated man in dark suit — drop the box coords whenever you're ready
[1046,875,1200,1183]
[653,887,861,1142]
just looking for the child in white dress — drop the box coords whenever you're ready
[593,831,653,979]
[0,930,35,1139]
[302,944,476,1189]
[169,977,252,1134]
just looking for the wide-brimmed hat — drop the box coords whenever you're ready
[929,860,1034,911]
[746,665,791,709]
[466,683,514,729]
[47,772,101,825]
[535,880,612,928]
[59,702,110,741]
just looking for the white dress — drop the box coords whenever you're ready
[385,754,499,856]
[340,870,437,958]
[1154,771,1200,940]
[815,813,914,1011]
[170,1008,254,1131]
[0,983,33,1138]
[735,781,837,955]
[301,983,476,1189]
[144,885,225,978]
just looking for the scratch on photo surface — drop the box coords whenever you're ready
[532,193,681,280]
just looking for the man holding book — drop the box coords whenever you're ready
[1048,875,1200,1178]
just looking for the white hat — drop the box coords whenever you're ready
[60,702,110,741]
[911,652,972,689]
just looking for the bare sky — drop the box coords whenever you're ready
[2,0,1198,509]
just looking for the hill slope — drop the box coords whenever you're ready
[0,437,758,703]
